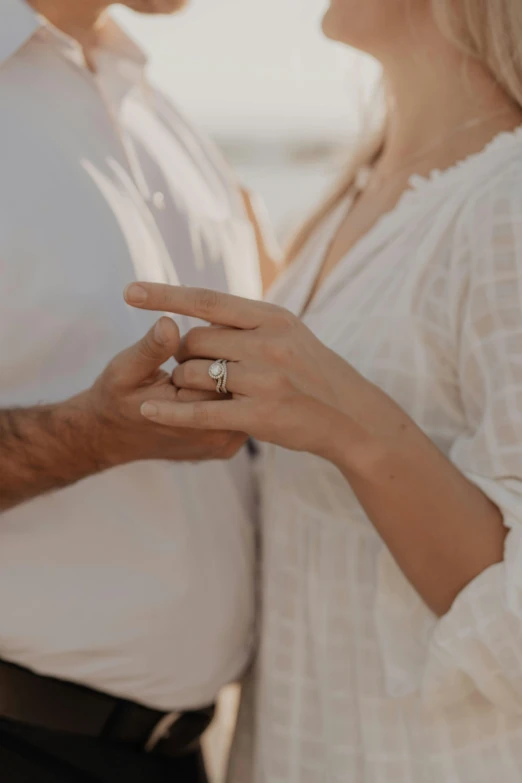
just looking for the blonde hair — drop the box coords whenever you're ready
[286,0,522,262]
[433,0,522,107]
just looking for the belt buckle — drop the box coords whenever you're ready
[144,711,181,753]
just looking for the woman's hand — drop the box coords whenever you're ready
[124,283,372,463]
[124,283,509,618]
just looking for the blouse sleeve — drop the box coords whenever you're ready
[375,170,522,714]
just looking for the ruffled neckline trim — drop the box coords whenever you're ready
[356,125,522,215]
[402,124,522,205]
[293,125,522,319]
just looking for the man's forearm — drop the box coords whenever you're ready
[0,395,106,513]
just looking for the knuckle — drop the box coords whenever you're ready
[263,302,282,318]
[211,431,229,449]
[192,401,211,428]
[176,388,219,403]
[267,370,292,394]
[160,285,174,311]
[172,365,184,387]
[184,328,205,356]
[194,288,220,319]
[272,309,297,334]
[257,399,279,426]
[103,359,124,390]
[216,434,241,459]
[182,361,199,386]
[138,336,160,362]
[173,386,193,402]
[265,337,292,364]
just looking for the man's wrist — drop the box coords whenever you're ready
[0,394,118,513]
[54,391,118,475]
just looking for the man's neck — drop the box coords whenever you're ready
[27,0,109,51]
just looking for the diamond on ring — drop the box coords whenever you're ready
[208,359,228,394]
[209,361,224,380]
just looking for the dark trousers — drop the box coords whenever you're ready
[0,719,208,783]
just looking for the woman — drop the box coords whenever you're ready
[125,0,522,780]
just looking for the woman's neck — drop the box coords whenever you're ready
[378,36,522,176]
[28,0,108,52]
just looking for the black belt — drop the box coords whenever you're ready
[0,659,214,758]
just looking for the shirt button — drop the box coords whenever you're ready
[152,191,166,211]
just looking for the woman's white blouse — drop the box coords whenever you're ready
[229,128,522,783]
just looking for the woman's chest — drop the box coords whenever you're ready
[259,208,474,526]
[311,180,411,297]
[274,215,467,446]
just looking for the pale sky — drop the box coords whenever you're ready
[115,0,378,139]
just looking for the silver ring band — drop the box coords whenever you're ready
[208,359,228,394]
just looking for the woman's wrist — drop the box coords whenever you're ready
[312,403,374,473]
[316,386,419,483]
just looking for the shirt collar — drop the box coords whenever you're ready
[0,0,41,67]
[94,17,149,97]
[0,0,148,105]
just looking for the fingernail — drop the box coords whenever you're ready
[154,319,168,344]
[141,402,159,419]
[125,284,148,304]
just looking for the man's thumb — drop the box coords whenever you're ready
[111,317,180,386]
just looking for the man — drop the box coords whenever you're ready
[0,1,262,781]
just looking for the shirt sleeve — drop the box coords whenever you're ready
[375,168,522,714]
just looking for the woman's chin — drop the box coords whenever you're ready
[123,0,188,13]
[321,9,335,40]
[321,7,345,42]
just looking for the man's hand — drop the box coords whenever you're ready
[78,317,246,468]
[0,317,245,514]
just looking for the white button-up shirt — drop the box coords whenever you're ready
[0,0,261,710]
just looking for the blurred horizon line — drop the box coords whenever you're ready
[215,133,350,164]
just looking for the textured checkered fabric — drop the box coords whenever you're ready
[229,128,522,783]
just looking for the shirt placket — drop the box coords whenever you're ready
[71,46,191,333]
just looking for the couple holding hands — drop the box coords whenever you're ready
[3,0,522,781]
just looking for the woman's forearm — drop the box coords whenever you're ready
[332,406,507,616]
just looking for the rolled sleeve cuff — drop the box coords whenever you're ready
[375,474,522,714]
[423,562,522,713]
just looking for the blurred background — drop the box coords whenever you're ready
[115,0,380,240]
[113,2,378,778]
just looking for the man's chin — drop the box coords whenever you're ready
[122,0,188,14]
